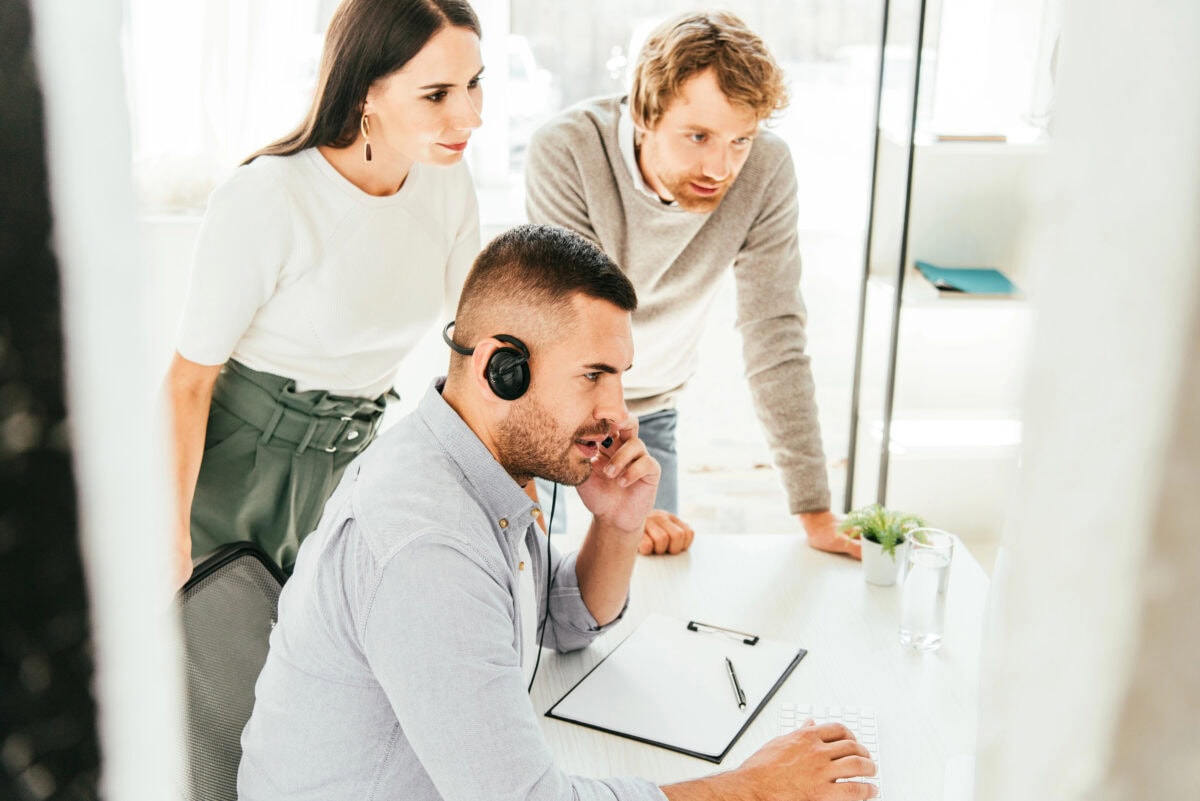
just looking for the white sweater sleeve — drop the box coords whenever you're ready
[176,165,292,366]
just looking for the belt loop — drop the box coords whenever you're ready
[295,418,319,455]
[310,390,332,414]
[324,417,353,453]
[274,376,300,404]
[259,406,284,446]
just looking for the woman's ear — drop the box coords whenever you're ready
[361,85,378,117]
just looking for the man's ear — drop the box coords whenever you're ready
[470,338,505,402]
[630,103,658,137]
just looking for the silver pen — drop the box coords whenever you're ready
[725,656,747,709]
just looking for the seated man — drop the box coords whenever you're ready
[238,224,876,801]
[526,12,860,559]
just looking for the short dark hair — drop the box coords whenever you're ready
[451,224,636,353]
[246,0,480,163]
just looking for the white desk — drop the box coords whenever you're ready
[532,534,989,800]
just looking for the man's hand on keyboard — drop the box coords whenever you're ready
[662,718,877,801]
[737,719,878,800]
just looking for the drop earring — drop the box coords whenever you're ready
[361,114,372,163]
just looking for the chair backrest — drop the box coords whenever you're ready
[178,542,286,801]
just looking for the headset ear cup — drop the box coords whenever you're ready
[487,348,530,401]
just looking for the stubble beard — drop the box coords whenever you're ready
[495,396,602,488]
[658,170,731,213]
[640,137,732,213]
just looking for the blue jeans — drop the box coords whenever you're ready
[538,409,678,534]
[634,409,679,513]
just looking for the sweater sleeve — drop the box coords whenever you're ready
[733,147,831,514]
[524,122,602,244]
[176,166,291,366]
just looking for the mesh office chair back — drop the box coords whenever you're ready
[178,542,286,801]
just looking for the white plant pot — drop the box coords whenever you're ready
[862,537,907,586]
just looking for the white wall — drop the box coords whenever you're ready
[930,0,1049,131]
[869,132,1046,284]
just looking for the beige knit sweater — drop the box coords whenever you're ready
[524,95,830,513]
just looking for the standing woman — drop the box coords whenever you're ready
[167,0,483,583]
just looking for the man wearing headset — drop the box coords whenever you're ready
[238,224,876,801]
[525,12,860,559]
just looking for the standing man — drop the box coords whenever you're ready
[238,224,876,800]
[525,12,859,558]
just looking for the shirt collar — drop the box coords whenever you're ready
[619,98,677,207]
[416,378,541,535]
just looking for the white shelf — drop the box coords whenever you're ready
[880,124,1050,152]
[868,272,1031,309]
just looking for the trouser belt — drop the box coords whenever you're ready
[213,362,388,456]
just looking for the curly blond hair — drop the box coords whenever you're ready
[629,11,788,130]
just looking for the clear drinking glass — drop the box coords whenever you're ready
[899,528,954,651]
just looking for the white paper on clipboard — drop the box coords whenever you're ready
[546,613,807,763]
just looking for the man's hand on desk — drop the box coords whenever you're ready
[662,720,877,800]
[638,509,695,556]
[637,510,860,559]
[799,510,862,560]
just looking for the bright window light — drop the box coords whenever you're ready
[872,418,1023,453]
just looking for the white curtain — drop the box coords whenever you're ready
[123,0,323,212]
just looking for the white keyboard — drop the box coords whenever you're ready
[779,703,883,798]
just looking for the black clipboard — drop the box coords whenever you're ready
[545,614,807,763]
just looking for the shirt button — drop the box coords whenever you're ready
[498,518,509,529]
[531,508,541,518]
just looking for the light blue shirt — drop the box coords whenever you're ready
[238,380,666,801]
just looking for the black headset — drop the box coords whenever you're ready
[442,321,531,401]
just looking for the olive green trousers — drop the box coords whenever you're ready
[190,361,390,574]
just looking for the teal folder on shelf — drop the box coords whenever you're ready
[915,261,1020,296]
[545,614,807,764]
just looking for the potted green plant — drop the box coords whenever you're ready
[840,504,926,586]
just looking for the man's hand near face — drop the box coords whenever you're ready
[573,416,661,626]
[576,417,660,534]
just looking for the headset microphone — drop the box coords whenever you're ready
[601,436,613,448]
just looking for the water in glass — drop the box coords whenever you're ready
[899,530,953,651]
